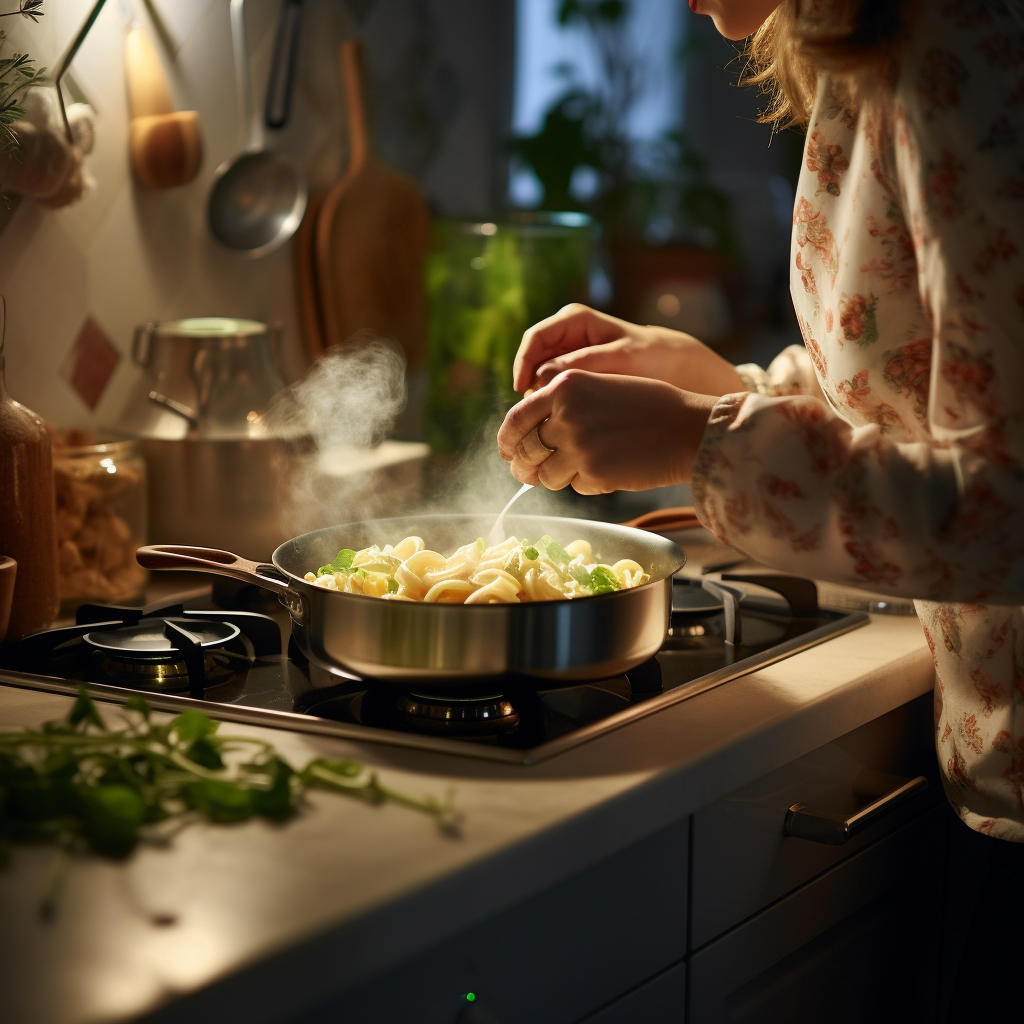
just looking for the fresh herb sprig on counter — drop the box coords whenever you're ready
[0,688,460,894]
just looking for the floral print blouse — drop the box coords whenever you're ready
[691,0,1024,841]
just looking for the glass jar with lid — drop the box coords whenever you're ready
[425,213,592,452]
[52,433,148,608]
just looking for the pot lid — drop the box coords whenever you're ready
[151,317,267,338]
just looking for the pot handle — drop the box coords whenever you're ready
[136,544,290,594]
[132,322,156,367]
[620,506,701,533]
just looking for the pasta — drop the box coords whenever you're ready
[303,535,650,604]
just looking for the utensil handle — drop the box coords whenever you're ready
[56,0,109,143]
[136,544,288,593]
[265,0,304,130]
[125,24,173,119]
[341,39,369,173]
[620,506,701,533]
[230,0,260,151]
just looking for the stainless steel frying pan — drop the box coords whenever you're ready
[136,514,685,686]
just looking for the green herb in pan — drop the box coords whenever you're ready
[317,548,356,576]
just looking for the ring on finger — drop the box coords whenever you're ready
[517,425,555,466]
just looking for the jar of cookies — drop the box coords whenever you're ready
[52,432,148,608]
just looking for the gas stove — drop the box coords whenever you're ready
[0,574,867,764]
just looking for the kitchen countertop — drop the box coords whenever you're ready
[0,606,934,1024]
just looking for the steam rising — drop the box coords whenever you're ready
[271,336,412,537]
[276,334,407,450]
[273,333,612,545]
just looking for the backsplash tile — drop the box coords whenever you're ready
[60,315,120,410]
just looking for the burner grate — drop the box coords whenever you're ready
[0,600,281,698]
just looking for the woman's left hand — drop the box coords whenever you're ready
[496,369,718,493]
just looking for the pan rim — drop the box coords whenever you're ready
[271,512,686,608]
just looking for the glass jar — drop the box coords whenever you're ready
[425,212,592,452]
[52,437,148,608]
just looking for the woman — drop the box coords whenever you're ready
[498,0,1024,853]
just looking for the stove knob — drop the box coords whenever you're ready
[456,994,499,1024]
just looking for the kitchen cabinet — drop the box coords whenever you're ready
[688,807,946,1023]
[287,694,946,1024]
[577,960,686,1023]
[290,819,689,1024]
[690,692,941,947]
[687,692,946,1023]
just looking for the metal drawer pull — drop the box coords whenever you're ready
[784,775,928,845]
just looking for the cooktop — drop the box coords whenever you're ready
[0,574,867,764]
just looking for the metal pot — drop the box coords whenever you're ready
[115,317,303,560]
[119,317,287,440]
[140,435,310,560]
[137,514,686,685]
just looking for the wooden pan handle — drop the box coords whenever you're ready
[620,506,702,533]
[136,544,288,592]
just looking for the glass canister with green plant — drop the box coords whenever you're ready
[425,213,591,453]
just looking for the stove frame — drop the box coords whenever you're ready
[0,579,869,765]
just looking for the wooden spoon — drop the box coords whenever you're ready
[125,25,202,189]
[314,40,430,368]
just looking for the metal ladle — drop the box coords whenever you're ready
[207,0,307,258]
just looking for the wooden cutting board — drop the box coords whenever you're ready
[311,40,430,369]
[295,190,326,362]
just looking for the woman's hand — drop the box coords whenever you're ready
[497,369,718,494]
[513,303,746,397]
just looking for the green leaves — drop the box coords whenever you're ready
[317,548,356,577]
[536,535,591,588]
[80,785,145,858]
[0,49,47,159]
[533,537,620,595]
[171,709,217,744]
[69,689,103,730]
[535,535,571,568]
[589,566,621,595]
[0,685,459,895]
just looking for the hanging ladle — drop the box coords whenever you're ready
[207,0,307,257]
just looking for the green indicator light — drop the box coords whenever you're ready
[466,992,476,1002]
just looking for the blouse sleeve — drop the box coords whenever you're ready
[735,345,826,400]
[691,8,1024,604]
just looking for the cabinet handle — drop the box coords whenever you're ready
[784,775,928,845]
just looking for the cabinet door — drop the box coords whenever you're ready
[577,960,685,1024]
[688,808,946,1024]
[292,819,688,1024]
[691,693,939,947]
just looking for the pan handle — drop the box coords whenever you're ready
[136,544,290,593]
[136,544,309,623]
[620,506,702,533]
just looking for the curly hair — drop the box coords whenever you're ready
[744,0,916,127]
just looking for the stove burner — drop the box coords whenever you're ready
[94,648,245,691]
[83,619,241,656]
[395,691,520,733]
[0,601,281,699]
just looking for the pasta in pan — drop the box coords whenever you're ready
[303,535,650,603]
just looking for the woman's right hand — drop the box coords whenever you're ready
[513,303,747,397]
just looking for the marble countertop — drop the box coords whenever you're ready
[0,608,934,1024]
